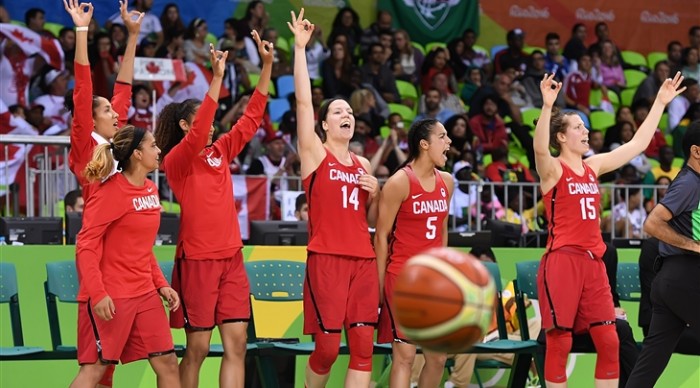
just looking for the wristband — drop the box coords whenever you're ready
[75,26,88,32]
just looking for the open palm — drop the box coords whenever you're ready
[656,72,685,105]
[287,8,314,48]
[63,0,93,27]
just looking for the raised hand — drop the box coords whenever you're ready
[63,0,93,27]
[209,43,228,78]
[287,8,315,48]
[251,30,274,66]
[656,72,685,105]
[540,73,562,108]
[119,0,144,36]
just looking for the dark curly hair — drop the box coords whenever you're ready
[154,99,201,161]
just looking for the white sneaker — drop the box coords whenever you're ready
[443,381,455,388]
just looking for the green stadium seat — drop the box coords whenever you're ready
[246,73,276,96]
[44,261,80,354]
[275,36,290,54]
[425,42,446,53]
[672,157,684,168]
[521,108,542,129]
[473,45,489,58]
[523,46,545,55]
[590,111,616,132]
[395,79,419,103]
[658,112,669,132]
[0,263,45,359]
[388,103,416,124]
[617,263,641,302]
[646,52,667,70]
[621,50,647,68]
[620,88,636,108]
[411,41,426,55]
[624,70,647,89]
[44,22,65,38]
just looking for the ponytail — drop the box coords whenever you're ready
[393,118,438,174]
[84,143,115,182]
[83,125,145,182]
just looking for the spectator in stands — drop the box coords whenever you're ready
[631,99,668,158]
[294,193,309,221]
[485,145,535,185]
[306,26,331,82]
[25,8,52,37]
[563,52,598,116]
[604,106,635,149]
[599,40,626,95]
[672,103,700,156]
[447,38,468,82]
[321,41,356,99]
[563,23,588,68]
[651,145,681,181]
[0,5,9,23]
[584,129,606,158]
[681,47,700,82]
[372,113,408,173]
[415,88,455,123]
[588,22,619,62]
[667,41,684,74]
[459,28,491,77]
[444,114,474,166]
[523,50,565,108]
[184,18,211,65]
[349,88,386,134]
[360,43,400,103]
[459,66,484,106]
[494,28,530,75]
[108,23,128,58]
[64,189,84,214]
[419,73,463,116]
[668,78,700,130]
[359,10,394,56]
[350,116,380,158]
[634,60,671,106]
[127,84,154,132]
[327,7,362,57]
[469,95,507,157]
[689,25,700,50]
[89,32,117,98]
[610,185,646,238]
[159,3,185,42]
[34,69,71,129]
[247,132,295,218]
[544,32,570,81]
[108,0,163,48]
[644,176,672,213]
[262,28,291,78]
[609,120,652,176]
[390,29,424,85]
[156,27,184,59]
[235,1,267,39]
[59,27,77,67]
[420,47,458,94]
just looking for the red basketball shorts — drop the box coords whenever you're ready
[303,253,379,334]
[170,250,250,330]
[537,247,615,334]
[377,271,410,343]
[77,291,174,364]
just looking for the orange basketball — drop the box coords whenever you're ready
[392,247,496,353]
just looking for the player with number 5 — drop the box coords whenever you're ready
[289,8,381,388]
[533,71,685,388]
[374,118,454,387]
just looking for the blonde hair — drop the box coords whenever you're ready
[349,89,372,113]
[83,125,144,182]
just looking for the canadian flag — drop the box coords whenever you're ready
[0,100,38,197]
[133,57,187,82]
[233,175,269,240]
[0,23,64,70]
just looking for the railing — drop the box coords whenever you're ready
[0,135,668,241]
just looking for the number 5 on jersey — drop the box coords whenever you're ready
[341,186,360,211]
[426,216,437,239]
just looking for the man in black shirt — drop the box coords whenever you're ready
[626,121,700,387]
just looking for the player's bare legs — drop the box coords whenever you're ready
[180,330,213,388]
[219,322,247,388]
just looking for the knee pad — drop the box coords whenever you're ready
[590,323,620,380]
[98,364,115,387]
[308,332,341,375]
[348,325,374,372]
[545,329,572,383]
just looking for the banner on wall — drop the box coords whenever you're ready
[281,190,305,221]
[378,0,479,45]
[233,175,269,240]
[480,0,699,54]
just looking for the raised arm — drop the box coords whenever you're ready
[288,9,325,178]
[533,73,563,192]
[216,30,272,160]
[374,171,409,305]
[111,1,144,127]
[586,73,685,176]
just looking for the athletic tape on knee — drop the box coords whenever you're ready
[545,329,572,383]
[590,324,620,380]
[308,332,341,375]
[348,326,374,372]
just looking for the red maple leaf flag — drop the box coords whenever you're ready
[133,57,186,81]
[0,23,64,70]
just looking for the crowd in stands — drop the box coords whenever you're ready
[1,1,699,237]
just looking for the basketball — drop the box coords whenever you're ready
[392,247,496,353]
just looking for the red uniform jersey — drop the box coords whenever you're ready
[387,166,449,275]
[163,90,267,260]
[544,160,606,258]
[69,63,131,200]
[303,151,375,258]
[76,174,168,303]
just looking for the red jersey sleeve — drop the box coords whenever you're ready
[76,180,126,302]
[111,81,132,128]
[216,89,268,161]
[150,257,169,289]
[162,95,218,180]
[69,63,96,182]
